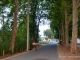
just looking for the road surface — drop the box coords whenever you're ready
[6,44,60,60]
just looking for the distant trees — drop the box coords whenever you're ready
[44,29,54,39]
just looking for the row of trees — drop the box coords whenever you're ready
[49,0,80,54]
[0,0,49,55]
[0,0,79,56]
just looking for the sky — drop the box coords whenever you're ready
[39,24,50,37]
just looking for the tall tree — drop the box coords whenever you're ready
[71,0,80,54]
[64,0,72,48]
[49,0,63,43]
[30,0,38,42]
[9,0,18,53]
[27,0,30,51]
[65,8,69,47]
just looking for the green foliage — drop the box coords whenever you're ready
[0,30,11,56]
[45,37,48,40]
[48,0,73,40]
[48,0,62,39]
[44,29,54,38]
[14,21,27,52]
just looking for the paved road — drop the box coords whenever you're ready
[6,44,60,60]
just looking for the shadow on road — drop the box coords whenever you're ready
[34,58,48,60]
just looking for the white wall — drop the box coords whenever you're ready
[77,38,80,43]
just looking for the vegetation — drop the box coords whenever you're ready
[49,0,80,54]
[43,29,54,39]
[0,0,80,57]
[0,0,47,55]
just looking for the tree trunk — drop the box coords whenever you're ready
[9,0,18,53]
[62,21,65,45]
[65,8,69,48]
[36,17,41,43]
[2,9,4,42]
[58,27,61,44]
[27,0,30,51]
[71,0,78,54]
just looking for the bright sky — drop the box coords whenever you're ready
[39,24,50,37]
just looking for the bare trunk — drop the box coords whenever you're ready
[58,27,61,44]
[27,0,30,51]
[71,0,78,54]
[9,0,18,53]
[2,9,4,42]
[65,8,69,48]
[62,22,65,45]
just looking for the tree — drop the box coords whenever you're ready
[9,0,18,53]
[49,0,63,44]
[44,29,53,39]
[71,0,80,54]
[26,0,30,51]
[64,0,72,48]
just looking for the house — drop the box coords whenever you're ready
[40,37,46,41]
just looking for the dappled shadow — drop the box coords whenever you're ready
[34,58,49,60]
